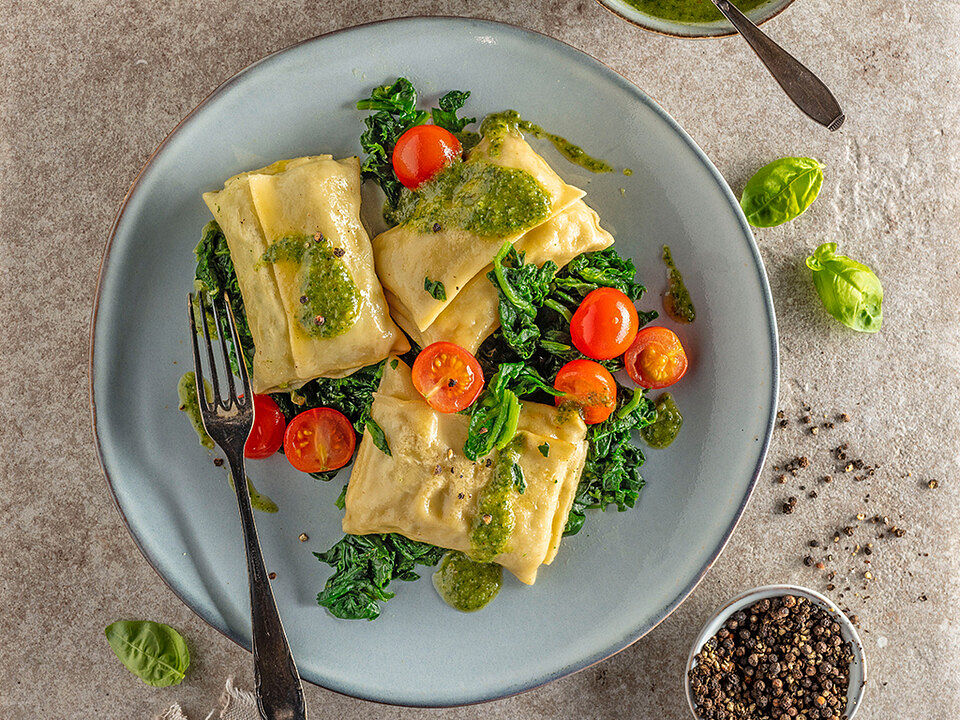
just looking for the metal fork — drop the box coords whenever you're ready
[189,290,307,720]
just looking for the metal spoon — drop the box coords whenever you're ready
[710,0,844,131]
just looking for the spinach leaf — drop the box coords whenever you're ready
[366,418,392,456]
[104,620,190,687]
[564,384,657,536]
[740,157,824,228]
[424,276,447,301]
[463,363,560,461]
[315,534,445,620]
[193,221,254,373]
[431,90,475,134]
[805,242,882,333]
[356,78,430,209]
[488,242,558,359]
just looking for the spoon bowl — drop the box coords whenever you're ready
[595,0,796,38]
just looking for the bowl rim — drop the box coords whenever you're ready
[594,0,799,39]
[683,584,867,720]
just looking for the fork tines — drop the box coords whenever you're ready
[187,290,251,413]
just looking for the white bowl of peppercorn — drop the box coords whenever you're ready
[685,585,866,720]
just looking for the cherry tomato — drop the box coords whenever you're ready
[282,407,356,473]
[412,341,485,413]
[244,394,286,459]
[553,359,618,425]
[624,326,689,390]
[570,287,640,360]
[392,124,462,189]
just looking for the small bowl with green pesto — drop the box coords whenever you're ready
[596,0,797,38]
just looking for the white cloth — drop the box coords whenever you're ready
[155,678,260,720]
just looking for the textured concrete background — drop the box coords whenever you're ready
[2,0,959,718]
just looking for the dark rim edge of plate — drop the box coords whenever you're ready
[88,15,780,709]
[592,0,798,39]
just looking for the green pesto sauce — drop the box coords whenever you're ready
[624,0,766,23]
[176,373,277,512]
[641,393,683,449]
[394,158,551,238]
[662,244,696,323]
[228,473,279,514]
[260,234,360,338]
[177,371,213,449]
[480,110,614,174]
[470,438,525,560]
[432,551,503,612]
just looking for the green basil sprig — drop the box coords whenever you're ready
[805,242,883,333]
[104,620,190,687]
[740,157,824,228]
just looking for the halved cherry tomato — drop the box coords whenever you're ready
[570,287,640,360]
[624,326,689,389]
[412,341,485,413]
[282,407,356,473]
[392,124,462,189]
[244,394,286,459]
[553,359,618,425]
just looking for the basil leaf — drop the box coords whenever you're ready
[805,242,883,333]
[740,157,824,228]
[424,276,446,301]
[104,620,190,687]
[366,418,392,456]
[538,442,550,458]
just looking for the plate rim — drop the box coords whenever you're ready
[89,15,779,708]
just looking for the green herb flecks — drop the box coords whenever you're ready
[740,157,824,228]
[366,418,392,456]
[315,534,446,620]
[424,276,447,301]
[104,620,190,687]
[806,242,883,333]
[538,442,550,457]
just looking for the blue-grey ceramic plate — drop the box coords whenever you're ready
[91,17,778,707]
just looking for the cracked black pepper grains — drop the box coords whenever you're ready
[689,595,853,720]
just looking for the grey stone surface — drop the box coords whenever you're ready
[2,0,959,718]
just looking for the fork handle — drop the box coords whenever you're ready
[710,0,844,131]
[226,451,307,720]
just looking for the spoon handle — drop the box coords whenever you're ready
[711,0,844,131]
